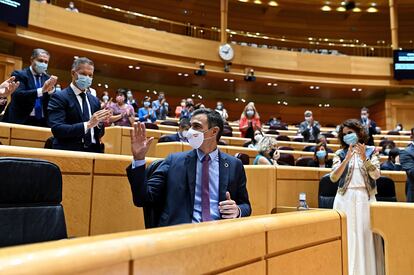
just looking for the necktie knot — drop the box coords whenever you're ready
[202,154,210,163]
[79,92,86,99]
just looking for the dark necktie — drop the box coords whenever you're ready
[79,92,92,147]
[34,76,43,119]
[201,154,211,222]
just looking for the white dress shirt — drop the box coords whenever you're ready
[29,66,54,117]
[70,83,96,144]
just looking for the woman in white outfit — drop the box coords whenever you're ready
[330,119,384,275]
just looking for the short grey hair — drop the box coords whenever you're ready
[31,49,50,59]
[72,57,94,71]
[304,110,313,117]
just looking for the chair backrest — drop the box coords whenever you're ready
[234,153,250,165]
[218,140,228,146]
[44,136,54,149]
[387,130,400,136]
[303,145,316,152]
[160,121,179,127]
[293,137,303,142]
[266,130,279,135]
[143,159,165,229]
[276,135,291,141]
[222,127,233,137]
[322,132,335,138]
[295,157,313,167]
[0,158,67,247]
[278,146,294,151]
[278,153,295,166]
[144,123,159,130]
[318,174,338,209]
[375,176,397,202]
[269,125,288,130]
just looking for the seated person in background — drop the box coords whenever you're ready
[158,118,191,143]
[379,140,396,156]
[380,148,402,171]
[247,129,264,149]
[65,1,79,12]
[175,99,186,118]
[126,90,138,113]
[268,116,285,128]
[152,92,169,120]
[127,108,251,226]
[47,57,111,153]
[215,101,228,121]
[108,88,135,127]
[394,123,403,132]
[180,101,194,119]
[298,110,320,143]
[360,107,377,146]
[3,48,58,127]
[309,143,333,168]
[138,96,157,123]
[0,76,20,97]
[100,91,110,108]
[194,103,205,110]
[239,104,261,138]
[253,136,280,165]
[400,128,414,202]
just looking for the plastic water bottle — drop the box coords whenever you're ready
[297,192,309,211]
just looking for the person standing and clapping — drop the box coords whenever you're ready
[330,119,384,275]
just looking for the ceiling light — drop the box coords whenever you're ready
[268,1,278,7]
[308,37,313,41]
[184,73,189,77]
[277,101,281,104]
[336,6,346,12]
[192,94,195,97]
[321,5,331,11]
[310,86,315,89]
[128,65,133,69]
[153,91,157,94]
[224,78,228,82]
[178,73,182,76]
[241,99,246,103]
[358,88,363,92]
[104,84,109,89]
[253,0,262,4]
[235,98,239,101]
[273,83,278,86]
[146,89,150,93]
[238,0,248,2]
[319,104,322,107]
[315,86,320,90]
[352,7,361,12]
[367,6,378,13]
[198,95,203,99]
[135,66,140,70]
[74,56,79,59]
[229,79,235,82]
[267,82,272,86]
[352,88,357,91]
[97,83,102,87]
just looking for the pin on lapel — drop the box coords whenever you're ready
[224,163,229,168]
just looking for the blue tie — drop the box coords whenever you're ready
[34,76,43,119]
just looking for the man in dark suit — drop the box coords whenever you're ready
[400,128,414,202]
[360,107,378,146]
[298,110,320,143]
[127,108,251,227]
[3,49,58,127]
[158,118,191,143]
[47,57,111,153]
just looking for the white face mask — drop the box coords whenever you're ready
[181,130,188,139]
[186,128,214,149]
[254,134,263,143]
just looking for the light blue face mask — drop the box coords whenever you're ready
[343,132,358,146]
[75,73,93,90]
[144,101,151,107]
[316,150,327,159]
[34,61,48,74]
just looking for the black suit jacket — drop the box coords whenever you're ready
[360,119,377,146]
[126,150,251,227]
[47,86,104,152]
[3,67,51,125]
[400,144,414,202]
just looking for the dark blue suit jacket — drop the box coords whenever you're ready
[3,67,51,125]
[47,86,103,152]
[400,144,414,202]
[126,149,251,227]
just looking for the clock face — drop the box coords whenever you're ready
[219,44,234,61]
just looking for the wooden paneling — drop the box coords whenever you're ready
[371,202,414,275]
[245,166,276,215]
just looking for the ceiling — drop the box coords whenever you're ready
[55,0,414,48]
